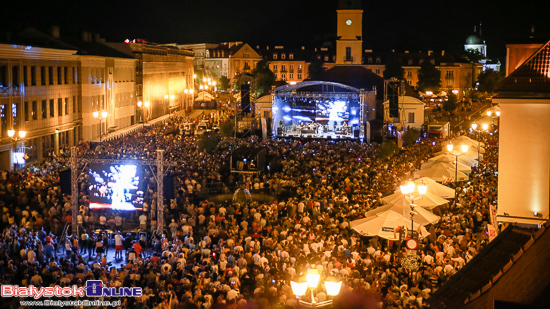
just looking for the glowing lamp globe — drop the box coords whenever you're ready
[446,143,454,152]
[8,130,15,138]
[325,280,343,297]
[306,269,320,288]
[461,144,469,153]
[417,184,427,195]
[290,281,308,296]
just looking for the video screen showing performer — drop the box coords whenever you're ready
[315,100,350,132]
[88,164,144,211]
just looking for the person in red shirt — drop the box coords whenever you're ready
[132,241,143,258]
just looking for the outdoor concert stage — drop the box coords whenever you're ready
[272,81,375,140]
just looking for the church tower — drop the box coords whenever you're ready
[336,0,363,65]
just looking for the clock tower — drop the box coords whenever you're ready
[336,0,363,65]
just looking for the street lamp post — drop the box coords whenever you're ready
[291,268,343,307]
[399,180,427,238]
[446,143,469,183]
[471,122,481,163]
[7,129,27,171]
[93,111,108,142]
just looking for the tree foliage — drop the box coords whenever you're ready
[198,131,220,152]
[477,69,505,94]
[308,58,326,79]
[443,92,458,113]
[219,121,234,137]
[218,76,231,90]
[403,128,420,146]
[378,140,398,160]
[417,61,441,93]
[383,54,405,80]
[250,60,276,97]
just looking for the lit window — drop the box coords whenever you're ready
[273,53,277,59]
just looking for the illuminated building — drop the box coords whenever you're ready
[263,46,309,83]
[494,39,550,226]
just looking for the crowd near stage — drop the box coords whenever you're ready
[272,81,374,140]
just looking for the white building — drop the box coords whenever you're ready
[495,39,550,226]
[383,95,425,131]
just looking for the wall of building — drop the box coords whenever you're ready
[496,98,550,224]
[0,44,81,168]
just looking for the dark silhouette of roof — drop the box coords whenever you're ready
[429,222,550,309]
[338,0,362,10]
[310,65,385,99]
[496,39,550,97]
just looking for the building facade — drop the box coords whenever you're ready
[0,43,82,169]
[264,46,309,83]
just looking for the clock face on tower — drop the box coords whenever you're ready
[346,19,352,26]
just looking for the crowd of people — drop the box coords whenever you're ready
[0,108,499,309]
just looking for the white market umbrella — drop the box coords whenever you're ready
[382,191,449,211]
[410,177,455,199]
[452,135,485,148]
[351,210,430,241]
[414,164,469,183]
[368,197,441,224]
[422,160,471,174]
[431,152,478,167]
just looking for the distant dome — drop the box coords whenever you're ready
[466,34,484,45]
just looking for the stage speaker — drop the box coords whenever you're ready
[240,83,251,113]
[354,129,360,138]
[277,127,282,135]
[163,175,176,200]
[60,169,71,195]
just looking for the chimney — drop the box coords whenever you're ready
[428,50,433,56]
[51,26,60,38]
[441,50,445,56]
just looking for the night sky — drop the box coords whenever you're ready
[2,0,548,58]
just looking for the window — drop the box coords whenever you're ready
[50,99,54,117]
[272,64,277,71]
[281,53,286,59]
[243,53,250,58]
[64,98,68,115]
[72,96,76,114]
[58,98,63,116]
[324,55,329,62]
[345,47,352,61]
[446,71,454,78]
[48,67,54,85]
[0,65,7,87]
[289,73,293,79]
[289,53,294,59]
[289,64,294,72]
[12,66,19,86]
[274,73,277,79]
[368,57,372,63]
[281,73,286,80]
[57,67,62,84]
[73,67,78,84]
[298,73,302,80]
[273,53,277,59]
[41,67,46,85]
[31,67,37,86]
[430,59,435,65]
[41,100,47,119]
[376,57,381,64]
[375,68,381,74]
[281,65,286,72]
[24,101,29,121]
[23,66,28,86]
[408,59,413,65]
[408,80,412,86]
[408,112,415,123]
[12,103,19,130]
[446,80,453,86]
[32,101,37,120]
[64,67,69,84]
[407,71,413,77]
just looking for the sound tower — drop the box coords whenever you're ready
[240,82,251,113]
[60,169,71,195]
[163,174,176,200]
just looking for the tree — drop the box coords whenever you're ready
[308,58,326,79]
[378,140,398,160]
[198,131,220,152]
[383,54,405,80]
[443,92,458,113]
[219,121,234,137]
[250,60,276,97]
[403,128,420,146]
[218,76,231,90]
[417,61,441,93]
[477,69,505,94]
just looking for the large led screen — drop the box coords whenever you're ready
[88,164,144,211]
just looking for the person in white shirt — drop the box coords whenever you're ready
[114,231,124,259]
